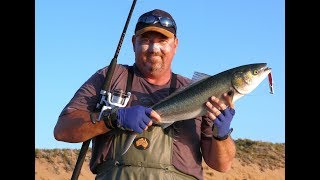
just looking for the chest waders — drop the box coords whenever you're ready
[95,69,197,180]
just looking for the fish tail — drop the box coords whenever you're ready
[121,132,137,155]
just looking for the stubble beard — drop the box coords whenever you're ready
[145,58,164,75]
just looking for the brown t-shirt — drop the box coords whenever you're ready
[60,64,213,180]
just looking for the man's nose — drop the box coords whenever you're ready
[148,43,161,53]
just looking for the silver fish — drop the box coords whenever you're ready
[121,63,272,155]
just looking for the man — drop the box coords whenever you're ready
[54,9,236,180]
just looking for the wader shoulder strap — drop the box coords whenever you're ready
[169,73,177,94]
[126,66,134,93]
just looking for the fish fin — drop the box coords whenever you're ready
[227,89,234,98]
[121,132,137,155]
[161,123,173,129]
[191,71,211,83]
[226,89,235,104]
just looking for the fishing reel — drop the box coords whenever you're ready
[96,89,131,122]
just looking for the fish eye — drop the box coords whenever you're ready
[253,70,258,75]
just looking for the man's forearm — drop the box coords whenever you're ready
[54,110,110,142]
[201,136,236,172]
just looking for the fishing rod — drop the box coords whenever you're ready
[71,0,138,179]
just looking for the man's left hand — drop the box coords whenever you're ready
[205,93,235,139]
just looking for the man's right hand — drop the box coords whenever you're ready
[115,105,161,133]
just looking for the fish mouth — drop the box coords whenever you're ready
[260,66,272,73]
[264,67,272,71]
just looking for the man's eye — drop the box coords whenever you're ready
[159,39,169,44]
[140,38,149,43]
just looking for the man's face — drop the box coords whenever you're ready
[132,31,178,77]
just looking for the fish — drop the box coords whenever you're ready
[121,63,272,155]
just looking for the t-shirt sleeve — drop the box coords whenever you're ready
[59,68,106,116]
[201,116,213,139]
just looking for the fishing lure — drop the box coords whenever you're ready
[268,72,274,94]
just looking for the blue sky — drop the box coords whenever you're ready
[35,0,285,149]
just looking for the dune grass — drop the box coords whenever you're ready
[35,139,285,172]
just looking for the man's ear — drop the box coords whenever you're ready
[174,37,179,46]
[132,35,136,52]
[174,37,179,54]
